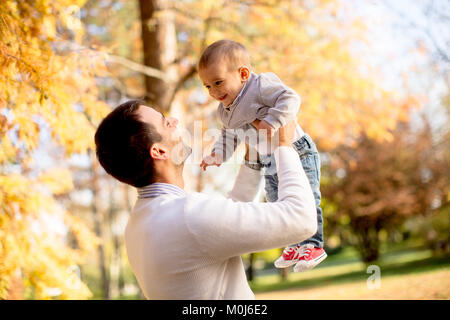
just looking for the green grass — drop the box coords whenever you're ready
[83,243,449,299]
[250,246,450,293]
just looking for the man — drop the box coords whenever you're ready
[94,99,317,299]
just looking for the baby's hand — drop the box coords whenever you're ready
[200,153,223,171]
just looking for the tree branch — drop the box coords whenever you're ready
[167,63,197,107]
[382,0,449,64]
[106,54,170,83]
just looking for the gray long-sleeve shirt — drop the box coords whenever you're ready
[212,72,304,161]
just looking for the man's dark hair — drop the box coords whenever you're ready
[94,100,162,188]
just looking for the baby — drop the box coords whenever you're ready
[198,39,326,272]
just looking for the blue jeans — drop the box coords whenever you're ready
[260,134,324,248]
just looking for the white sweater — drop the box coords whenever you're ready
[124,146,317,300]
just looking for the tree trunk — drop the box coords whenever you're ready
[279,247,289,281]
[110,230,122,298]
[138,0,178,112]
[5,274,24,300]
[90,151,110,299]
[108,182,122,299]
[353,219,380,263]
[246,253,255,282]
[280,267,289,281]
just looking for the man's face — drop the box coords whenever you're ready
[137,105,191,165]
[199,59,246,107]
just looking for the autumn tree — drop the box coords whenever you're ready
[0,0,110,299]
[80,0,413,149]
[322,117,448,263]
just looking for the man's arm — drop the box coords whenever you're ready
[227,143,263,202]
[185,123,317,259]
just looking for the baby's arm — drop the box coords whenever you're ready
[200,127,241,171]
[258,73,301,132]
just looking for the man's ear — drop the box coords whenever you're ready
[239,66,250,81]
[149,143,169,160]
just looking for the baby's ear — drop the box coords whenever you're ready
[239,66,250,81]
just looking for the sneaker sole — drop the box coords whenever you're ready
[293,252,327,273]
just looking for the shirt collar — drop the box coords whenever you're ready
[137,182,186,199]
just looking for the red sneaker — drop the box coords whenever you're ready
[293,244,327,272]
[274,245,303,268]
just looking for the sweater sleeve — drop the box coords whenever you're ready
[184,146,317,259]
[258,73,301,131]
[227,162,262,202]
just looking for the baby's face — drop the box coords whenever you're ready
[199,59,247,107]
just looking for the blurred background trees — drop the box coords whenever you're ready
[0,0,112,299]
[0,0,448,299]
[322,117,449,263]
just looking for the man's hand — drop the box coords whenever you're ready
[200,153,223,171]
[252,119,274,136]
[252,119,275,145]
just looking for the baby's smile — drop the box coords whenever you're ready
[217,93,228,101]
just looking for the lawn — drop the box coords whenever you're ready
[251,245,450,300]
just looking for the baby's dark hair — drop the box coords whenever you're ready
[198,39,251,71]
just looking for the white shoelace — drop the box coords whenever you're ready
[283,245,313,259]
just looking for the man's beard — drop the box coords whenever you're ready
[170,139,192,166]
